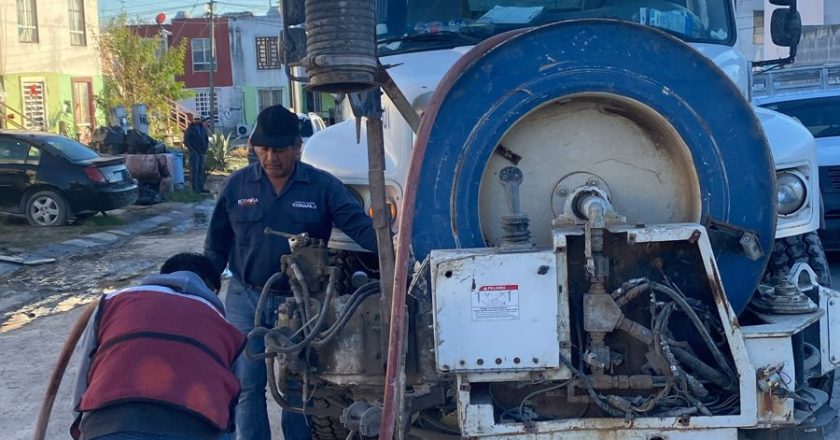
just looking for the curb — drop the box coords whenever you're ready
[0,208,198,278]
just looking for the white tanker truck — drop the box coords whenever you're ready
[248,1,840,439]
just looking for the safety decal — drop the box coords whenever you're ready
[472,284,520,321]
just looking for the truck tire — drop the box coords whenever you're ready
[310,398,350,440]
[766,232,831,287]
[410,19,776,315]
[765,232,833,398]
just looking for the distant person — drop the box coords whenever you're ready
[70,252,245,440]
[184,117,210,193]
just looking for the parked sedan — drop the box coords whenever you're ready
[0,131,138,226]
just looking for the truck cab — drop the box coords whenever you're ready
[754,64,840,252]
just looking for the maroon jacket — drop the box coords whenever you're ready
[75,282,245,436]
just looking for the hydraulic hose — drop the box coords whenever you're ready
[262,268,339,354]
[265,355,332,416]
[289,262,313,331]
[254,272,285,329]
[312,284,379,348]
[33,301,98,440]
[649,283,737,379]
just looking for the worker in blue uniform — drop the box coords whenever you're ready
[205,104,377,440]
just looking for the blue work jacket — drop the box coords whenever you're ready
[205,161,377,289]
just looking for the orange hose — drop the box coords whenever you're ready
[33,301,97,440]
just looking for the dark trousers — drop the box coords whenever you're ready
[189,150,205,192]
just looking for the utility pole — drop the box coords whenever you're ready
[208,0,216,133]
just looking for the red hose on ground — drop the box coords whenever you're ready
[33,301,97,440]
[377,28,530,440]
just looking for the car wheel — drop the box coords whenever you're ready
[25,190,69,227]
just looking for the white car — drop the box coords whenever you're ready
[754,64,840,251]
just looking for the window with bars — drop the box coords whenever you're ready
[256,37,281,70]
[68,0,86,46]
[22,81,47,130]
[16,0,39,43]
[195,91,219,123]
[258,89,284,111]
[191,38,215,72]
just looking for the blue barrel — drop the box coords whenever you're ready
[170,151,185,189]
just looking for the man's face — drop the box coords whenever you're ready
[255,144,300,179]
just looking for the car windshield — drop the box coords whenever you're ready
[377,0,733,55]
[43,135,100,162]
[763,96,840,139]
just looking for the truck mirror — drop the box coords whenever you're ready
[280,0,306,65]
[770,7,802,48]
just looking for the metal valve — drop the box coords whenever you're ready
[498,166,533,250]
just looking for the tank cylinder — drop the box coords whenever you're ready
[304,0,377,92]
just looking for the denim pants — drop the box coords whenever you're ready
[189,150,205,192]
[225,277,311,440]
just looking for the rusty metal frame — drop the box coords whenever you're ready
[452,224,758,437]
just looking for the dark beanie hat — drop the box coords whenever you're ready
[249,105,300,148]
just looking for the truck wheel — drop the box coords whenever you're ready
[766,232,831,287]
[765,232,833,398]
[310,398,350,440]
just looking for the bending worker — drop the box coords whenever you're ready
[205,104,378,440]
[70,252,245,440]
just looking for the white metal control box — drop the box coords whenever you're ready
[430,248,569,378]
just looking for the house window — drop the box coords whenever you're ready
[195,91,219,124]
[753,10,764,46]
[256,37,281,70]
[258,88,284,111]
[68,0,86,46]
[191,38,215,72]
[16,0,39,43]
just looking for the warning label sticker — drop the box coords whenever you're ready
[472,284,520,321]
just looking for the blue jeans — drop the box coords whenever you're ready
[90,433,209,440]
[189,150,205,192]
[225,277,311,440]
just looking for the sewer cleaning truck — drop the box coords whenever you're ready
[250,0,840,439]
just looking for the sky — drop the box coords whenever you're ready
[97,0,278,25]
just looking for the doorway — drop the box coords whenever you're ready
[72,78,94,143]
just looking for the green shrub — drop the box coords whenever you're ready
[206,131,231,171]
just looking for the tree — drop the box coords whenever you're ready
[97,14,191,138]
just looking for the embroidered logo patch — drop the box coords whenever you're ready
[237,198,259,207]
[292,201,317,209]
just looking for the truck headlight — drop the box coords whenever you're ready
[777,172,806,215]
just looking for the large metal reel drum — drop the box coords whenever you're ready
[410,20,776,314]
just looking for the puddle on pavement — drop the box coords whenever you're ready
[0,207,210,332]
[0,292,99,333]
[0,255,159,333]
